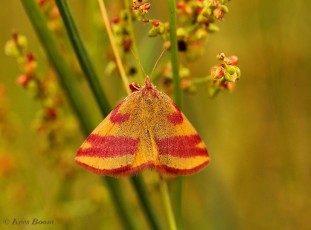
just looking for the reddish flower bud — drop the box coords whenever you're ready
[143,3,151,10]
[24,61,37,73]
[177,2,185,9]
[153,20,160,27]
[123,37,132,52]
[45,107,57,119]
[51,6,60,19]
[228,55,239,65]
[26,52,35,62]
[129,83,141,92]
[196,7,203,15]
[17,74,31,87]
[211,66,224,79]
[220,81,236,91]
[38,0,46,6]
[212,0,219,7]
[0,154,15,175]
[213,7,224,19]
[112,17,121,24]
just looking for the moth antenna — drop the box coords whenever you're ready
[130,49,147,78]
[150,48,167,79]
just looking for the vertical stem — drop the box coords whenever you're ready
[168,0,183,229]
[55,0,111,116]
[168,0,182,108]
[131,176,165,230]
[124,0,145,84]
[104,177,140,230]
[98,0,131,95]
[159,176,177,230]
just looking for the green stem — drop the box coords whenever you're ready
[55,1,164,230]
[20,1,139,230]
[124,0,145,84]
[168,0,183,229]
[159,177,177,230]
[131,176,165,230]
[168,0,182,108]
[103,177,139,230]
[192,76,209,84]
[98,0,131,95]
[55,0,111,116]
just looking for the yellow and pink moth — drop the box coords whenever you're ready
[75,77,209,176]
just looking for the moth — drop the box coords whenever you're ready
[75,76,210,176]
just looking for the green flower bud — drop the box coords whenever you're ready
[195,28,208,40]
[4,40,19,56]
[225,65,236,75]
[17,35,28,49]
[235,66,241,79]
[177,27,187,38]
[224,72,236,82]
[206,23,219,33]
[197,14,207,23]
[179,67,190,78]
[220,5,229,14]
[148,27,158,37]
[202,6,212,17]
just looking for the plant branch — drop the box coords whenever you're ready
[55,0,111,116]
[168,1,183,229]
[124,0,145,84]
[131,176,165,230]
[98,0,131,94]
[160,176,177,230]
[168,0,182,108]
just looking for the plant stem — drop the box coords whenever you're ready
[124,0,145,84]
[103,177,140,230]
[55,0,111,116]
[98,0,131,95]
[20,1,139,230]
[168,0,182,108]
[131,176,165,230]
[168,0,183,229]
[159,176,177,230]
[192,76,209,84]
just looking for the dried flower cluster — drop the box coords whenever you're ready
[109,0,240,96]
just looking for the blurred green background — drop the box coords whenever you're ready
[0,0,310,229]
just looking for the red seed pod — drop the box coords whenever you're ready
[112,17,121,24]
[177,1,185,9]
[220,81,236,91]
[129,83,141,92]
[213,7,224,19]
[153,20,160,27]
[51,6,60,19]
[45,107,57,119]
[17,74,31,87]
[26,52,35,62]
[143,3,151,10]
[228,55,239,65]
[123,37,132,52]
[213,66,224,79]
[212,0,219,7]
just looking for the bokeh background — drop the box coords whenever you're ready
[0,0,310,229]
